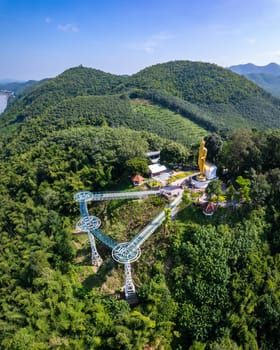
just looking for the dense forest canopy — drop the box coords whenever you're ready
[0,60,280,349]
[128,61,264,103]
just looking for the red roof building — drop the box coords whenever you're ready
[131,174,145,186]
[201,202,218,216]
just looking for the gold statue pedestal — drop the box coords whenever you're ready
[191,175,210,189]
[196,174,207,182]
[191,162,218,189]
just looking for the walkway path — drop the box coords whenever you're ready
[74,175,190,300]
[75,184,184,261]
[89,190,161,201]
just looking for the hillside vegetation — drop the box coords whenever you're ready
[128,61,263,103]
[0,61,280,349]
[0,79,48,97]
[1,60,280,140]
[0,94,206,158]
[245,73,280,97]
[0,66,126,127]
[131,99,206,146]
[125,61,280,130]
[1,124,280,349]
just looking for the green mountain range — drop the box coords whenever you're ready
[1,60,280,143]
[230,62,280,75]
[229,62,280,98]
[0,80,45,96]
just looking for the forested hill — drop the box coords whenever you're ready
[1,61,280,349]
[128,61,263,103]
[0,66,126,126]
[230,62,280,76]
[125,61,280,129]
[0,80,41,96]
[244,73,280,98]
[1,60,280,136]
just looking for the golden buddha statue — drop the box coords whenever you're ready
[197,139,207,180]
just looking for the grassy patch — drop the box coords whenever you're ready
[102,196,167,242]
[166,171,195,184]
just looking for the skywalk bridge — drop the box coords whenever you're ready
[75,189,161,202]
[74,189,182,300]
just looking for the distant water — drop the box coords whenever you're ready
[0,94,8,114]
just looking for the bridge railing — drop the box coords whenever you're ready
[90,190,161,201]
[127,195,182,251]
[91,229,117,249]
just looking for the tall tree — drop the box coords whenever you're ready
[204,133,223,162]
[206,179,223,201]
[161,142,189,165]
[125,157,149,176]
[235,176,251,203]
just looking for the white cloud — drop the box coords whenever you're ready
[127,32,173,54]
[57,23,79,33]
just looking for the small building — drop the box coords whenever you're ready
[148,163,167,177]
[131,174,145,186]
[201,201,218,216]
[146,151,160,164]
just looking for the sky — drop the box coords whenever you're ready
[1,0,280,80]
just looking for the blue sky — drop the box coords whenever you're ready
[1,0,280,80]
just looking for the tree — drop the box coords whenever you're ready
[226,184,236,202]
[161,142,189,165]
[170,224,231,345]
[267,168,280,205]
[221,129,260,177]
[235,176,251,203]
[182,189,192,206]
[250,172,271,207]
[206,179,223,202]
[163,208,172,235]
[125,157,149,176]
[204,133,223,162]
[262,129,280,171]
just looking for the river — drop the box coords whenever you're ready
[0,93,8,114]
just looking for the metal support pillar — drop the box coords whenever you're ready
[123,262,136,299]
[88,232,103,266]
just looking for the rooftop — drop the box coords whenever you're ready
[201,201,218,216]
[148,163,167,174]
[131,174,145,182]
[146,151,160,157]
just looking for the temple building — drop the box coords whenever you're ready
[131,174,145,186]
[201,202,218,216]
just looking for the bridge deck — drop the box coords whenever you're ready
[92,228,117,249]
[76,190,182,256]
[79,200,117,249]
[90,190,161,201]
[127,195,182,251]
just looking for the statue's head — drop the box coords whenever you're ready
[200,139,205,147]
